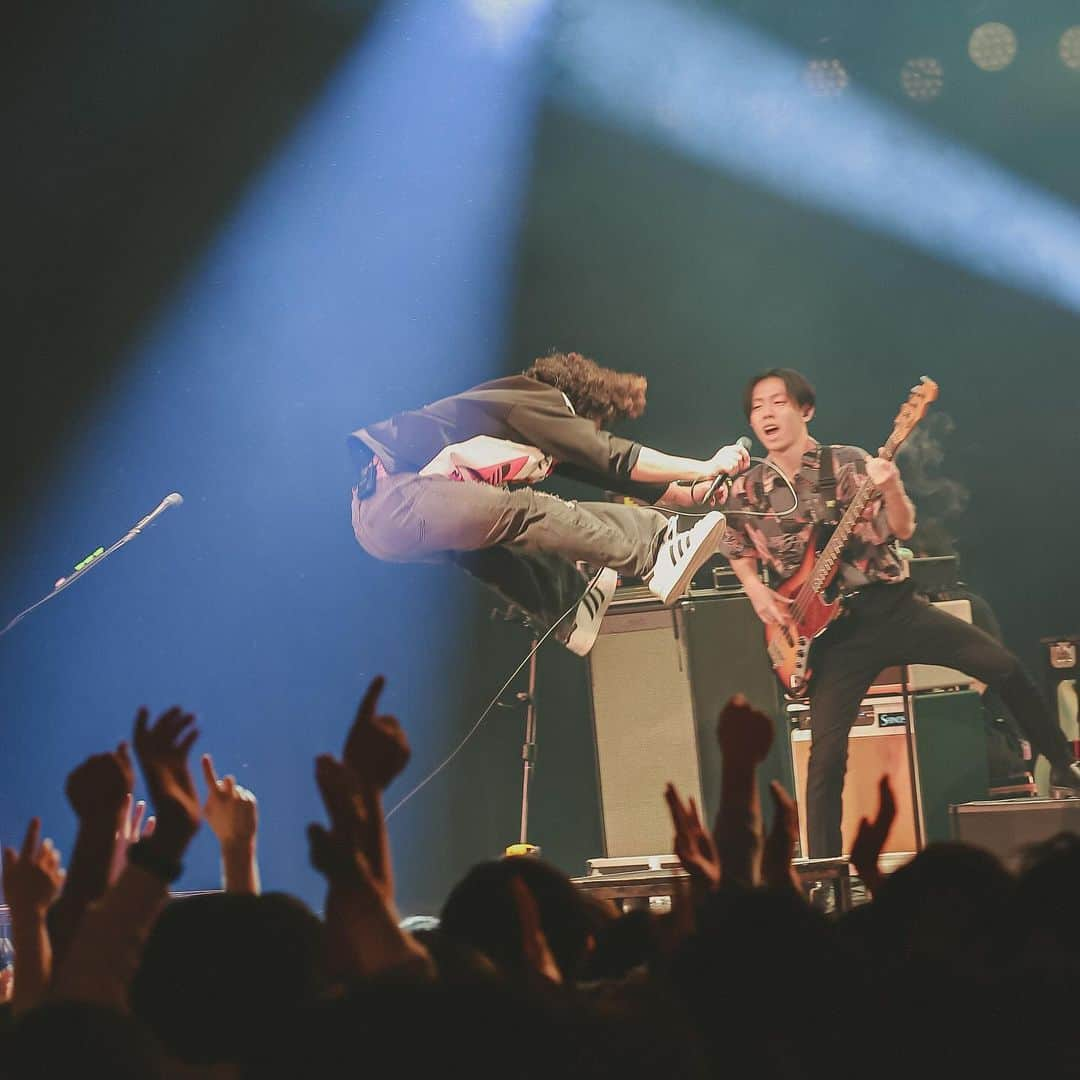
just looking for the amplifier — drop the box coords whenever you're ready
[789,689,989,856]
[950,799,1080,872]
[587,593,792,859]
[790,695,919,856]
[588,605,703,856]
[907,555,959,593]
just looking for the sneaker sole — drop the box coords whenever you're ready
[657,513,726,606]
[566,569,618,656]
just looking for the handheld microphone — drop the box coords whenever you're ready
[702,436,752,504]
[126,492,184,537]
[3,492,187,638]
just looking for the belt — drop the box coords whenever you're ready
[353,448,388,501]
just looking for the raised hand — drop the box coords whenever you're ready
[3,819,65,915]
[201,754,258,847]
[307,754,430,979]
[716,693,775,764]
[850,775,897,896]
[65,745,134,826]
[132,707,201,855]
[52,746,142,966]
[664,783,720,894]
[3,819,65,1014]
[201,753,260,894]
[107,794,156,885]
[308,755,376,889]
[761,781,802,894]
[343,676,411,792]
[715,695,774,887]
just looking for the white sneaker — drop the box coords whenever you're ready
[646,512,726,606]
[566,568,618,657]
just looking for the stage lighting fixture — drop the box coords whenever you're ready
[968,22,1017,72]
[1059,27,1080,70]
[804,58,849,97]
[468,0,544,34]
[900,58,944,102]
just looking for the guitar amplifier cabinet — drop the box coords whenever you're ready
[790,696,919,856]
[587,592,792,858]
[588,605,702,857]
[789,689,989,855]
[950,799,1080,872]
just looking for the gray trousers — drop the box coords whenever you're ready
[352,473,668,639]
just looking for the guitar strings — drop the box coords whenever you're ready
[788,469,880,625]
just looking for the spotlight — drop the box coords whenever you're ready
[901,58,944,102]
[467,0,544,35]
[968,22,1017,72]
[1059,26,1080,70]
[804,58,849,97]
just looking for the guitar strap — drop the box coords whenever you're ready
[817,445,841,526]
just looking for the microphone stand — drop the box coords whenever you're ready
[0,494,182,640]
[510,632,541,856]
[491,607,542,857]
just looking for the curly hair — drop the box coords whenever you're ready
[523,351,647,427]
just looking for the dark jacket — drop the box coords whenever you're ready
[350,375,666,502]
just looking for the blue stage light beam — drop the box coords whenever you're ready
[0,0,553,912]
[553,0,1080,315]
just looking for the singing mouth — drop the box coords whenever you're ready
[763,424,779,437]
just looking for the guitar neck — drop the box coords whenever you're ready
[807,434,901,594]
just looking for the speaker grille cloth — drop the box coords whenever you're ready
[589,617,702,856]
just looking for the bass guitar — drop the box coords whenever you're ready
[765,376,938,698]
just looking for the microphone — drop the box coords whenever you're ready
[47,493,185,594]
[702,437,752,504]
[4,492,187,637]
[126,492,184,537]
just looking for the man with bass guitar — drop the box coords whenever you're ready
[720,368,1080,858]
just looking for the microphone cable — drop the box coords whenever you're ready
[675,456,800,519]
[385,567,605,821]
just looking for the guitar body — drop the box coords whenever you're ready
[764,536,841,699]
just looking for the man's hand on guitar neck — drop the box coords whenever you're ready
[865,453,901,493]
[866,448,916,541]
[729,558,793,628]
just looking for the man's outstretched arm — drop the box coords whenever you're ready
[630,442,749,485]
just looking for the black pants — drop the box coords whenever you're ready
[806,580,1069,857]
[351,473,668,641]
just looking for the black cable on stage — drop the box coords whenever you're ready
[385,567,605,821]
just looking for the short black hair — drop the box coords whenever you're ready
[743,368,816,420]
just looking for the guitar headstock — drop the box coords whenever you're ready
[882,376,938,457]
